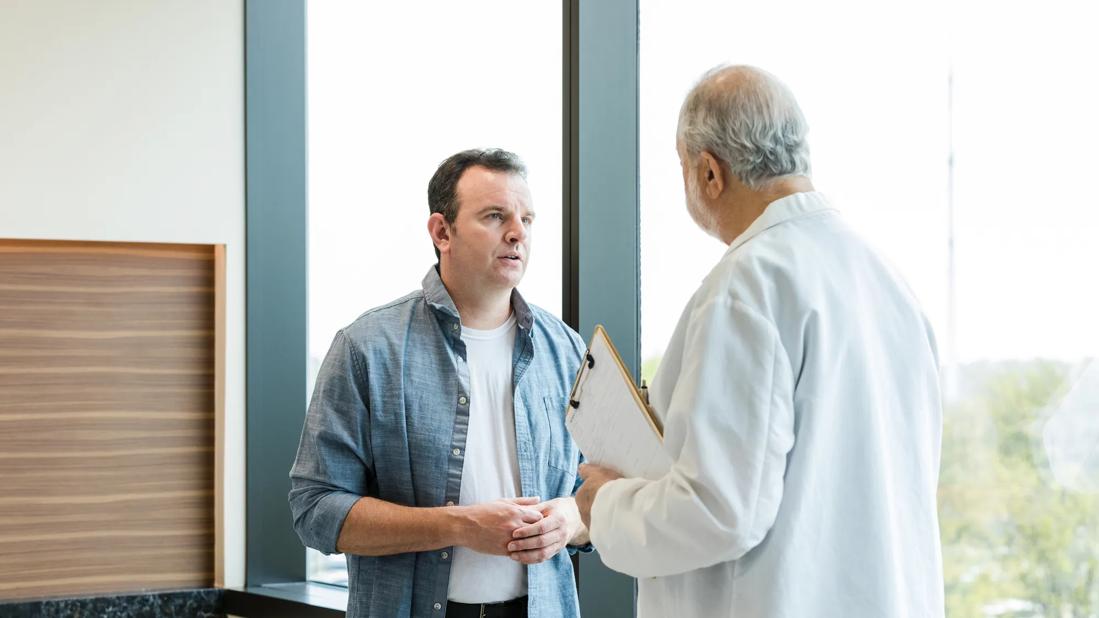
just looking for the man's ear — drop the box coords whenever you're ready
[699,150,726,199]
[427,213,452,255]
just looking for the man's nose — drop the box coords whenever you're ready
[505,218,527,244]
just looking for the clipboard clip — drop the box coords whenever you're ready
[568,352,596,409]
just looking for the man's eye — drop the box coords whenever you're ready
[488,213,504,221]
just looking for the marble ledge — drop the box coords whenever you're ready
[0,588,223,618]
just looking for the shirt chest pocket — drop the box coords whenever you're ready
[540,395,578,476]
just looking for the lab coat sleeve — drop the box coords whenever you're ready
[589,294,796,578]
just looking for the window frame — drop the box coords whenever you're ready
[245,0,309,587]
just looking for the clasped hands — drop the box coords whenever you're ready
[458,496,584,565]
[456,464,623,564]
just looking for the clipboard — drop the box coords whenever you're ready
[565,325,672,480]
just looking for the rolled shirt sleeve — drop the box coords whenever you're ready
[568,452,595,555]
[289,330,374,555]
[589,295,795,578]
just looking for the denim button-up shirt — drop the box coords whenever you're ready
[289,267,587,618]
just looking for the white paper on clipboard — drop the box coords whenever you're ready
[564,325,672,480]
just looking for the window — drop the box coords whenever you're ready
[306,0,563,585]
[639,0,1099,614]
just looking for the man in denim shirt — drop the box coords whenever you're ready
[290,149,590,618]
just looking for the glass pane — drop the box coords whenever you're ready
[639,0,1099,614]
[306,1,562,585]
[939,2,1099,615]
[639,0,950,378]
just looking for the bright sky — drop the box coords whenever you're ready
[307,1,561,362]
[309,0,1099,370]
[638,0,1099,366]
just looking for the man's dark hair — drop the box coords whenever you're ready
[428,148,527,232]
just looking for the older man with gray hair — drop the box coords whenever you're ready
[576,65,945,616]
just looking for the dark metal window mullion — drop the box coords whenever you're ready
[244,0,309,585]
[567,1,641,616]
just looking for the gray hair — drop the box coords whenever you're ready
[677,65,811,190]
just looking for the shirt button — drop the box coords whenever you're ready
[446,500,455,506]
[452,448,461,456]
[441,551,449,560]
[434,602,442,610]
[458,395,468,405]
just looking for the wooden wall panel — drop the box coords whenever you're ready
[0,239,218,601]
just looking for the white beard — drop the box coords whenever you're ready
[686,173,722,241]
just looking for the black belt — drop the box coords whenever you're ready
[446,595,528,618]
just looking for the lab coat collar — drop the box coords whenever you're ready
[725,191,836,255]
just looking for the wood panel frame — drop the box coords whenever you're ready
[0,239,225,602]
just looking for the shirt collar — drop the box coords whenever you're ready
[420,265,535,332]
[725,191,836,255]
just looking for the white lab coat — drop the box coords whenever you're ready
[590,192,945,617]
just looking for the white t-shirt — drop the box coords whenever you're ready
[447,314,526,603]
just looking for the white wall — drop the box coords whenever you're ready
[0,0,246,587]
